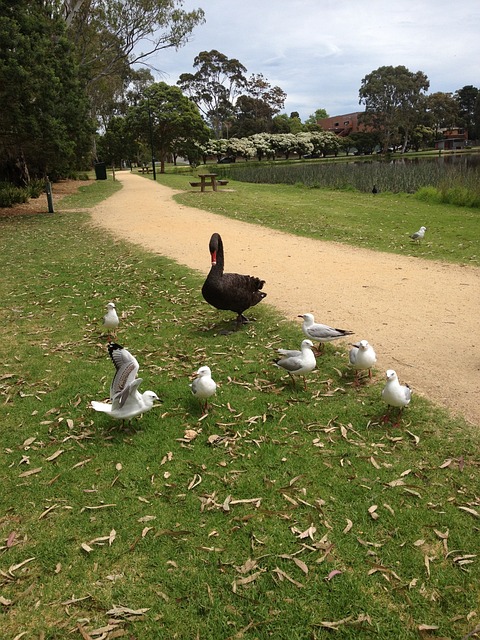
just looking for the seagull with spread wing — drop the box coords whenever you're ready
[91,343,159,423]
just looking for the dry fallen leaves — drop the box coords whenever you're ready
[316,613,371,630]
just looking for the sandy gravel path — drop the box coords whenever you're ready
[90,170,480,426]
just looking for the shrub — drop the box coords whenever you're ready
[28,179,46,199]
[0,182,29,207]
[414,186,441,203]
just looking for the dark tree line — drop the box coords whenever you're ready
[0,0,204,185]
[0,0,92,184]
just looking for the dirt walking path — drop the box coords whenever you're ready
[89,170,480,426]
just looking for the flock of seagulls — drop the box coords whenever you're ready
[91,229,418,425]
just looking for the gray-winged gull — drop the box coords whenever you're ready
[274,339,316,389]
[190,365,217,414]
[410,226,427,242]
[103,302,119,339]
[349,340,377,384]
[299,313,354,353]
[91,342,159,423]
[381,369,412,425]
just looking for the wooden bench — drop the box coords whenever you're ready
[190,181,202,187]
[217,179,229,186]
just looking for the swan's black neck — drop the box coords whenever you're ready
[209,233,224,271]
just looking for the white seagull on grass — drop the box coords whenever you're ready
[299,313,354,353]
[103,302,119,340]
[349,340,377,384]
[190,365,217,414]
[91,343,159,424]
[275,339,316,389]
[381,369,412,425]
[410,226,427,242]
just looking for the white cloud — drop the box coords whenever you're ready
[145,0,480,119]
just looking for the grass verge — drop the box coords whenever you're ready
[0,180,478,639]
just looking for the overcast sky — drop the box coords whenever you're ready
[145,0,480,121]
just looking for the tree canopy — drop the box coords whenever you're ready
[454,85,480,139]
[359,65,429,152]
[65,0,204,106]
[0,0,92,183]
[126,82,210,172]
[177,50,247,138]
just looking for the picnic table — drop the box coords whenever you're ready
[189,173,229,192]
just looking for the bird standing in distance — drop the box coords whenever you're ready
[410,226,427,242]
[381,369,412,425]
[201,232,266,328]
[372,184,378,194]
[103,302,119,340]
[190,365,217,414]
[349,340,377,385]
[274,339,316,389]
[298,313,354,354]
[91,342,159,424]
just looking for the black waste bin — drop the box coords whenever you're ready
[94,162,107,180]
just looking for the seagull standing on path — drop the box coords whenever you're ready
[349,340,377,384]
[299,313,354,353]
[190,365,217,414]
[381,369,412,425]
[410,226,427,242]
[274,339,316,389]
[103,302,119,340]
[91,343,159,424]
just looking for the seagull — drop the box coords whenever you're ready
[381,369,412,425]
[190,365,217,414]
[298,313,354,353]
[103,302,119,340]
[349,340,377,384]
[91,343,159,423]
[274,339,316,389]
[410,226,427,242]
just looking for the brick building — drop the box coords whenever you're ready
[317,112,366,136]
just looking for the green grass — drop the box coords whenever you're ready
[153,172,480,266]
[0,179,479,639]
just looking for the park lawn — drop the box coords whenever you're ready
[154,171,480,267]
[0,178,478,639]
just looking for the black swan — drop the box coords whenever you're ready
[201,233,267,326]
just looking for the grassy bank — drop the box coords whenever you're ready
[0,180,478,639]
[155,172,480,266]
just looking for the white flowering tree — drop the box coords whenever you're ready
[270,133,298,159]
[248,133,274,160]
[200,138,228,162]
[310,131,342,157]
[294,132,315,158]
[226,137,256,161]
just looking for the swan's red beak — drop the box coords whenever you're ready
[211,250,217,265]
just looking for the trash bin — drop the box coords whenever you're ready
[94,162,107,180]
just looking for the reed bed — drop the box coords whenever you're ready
[218,156,480,206]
